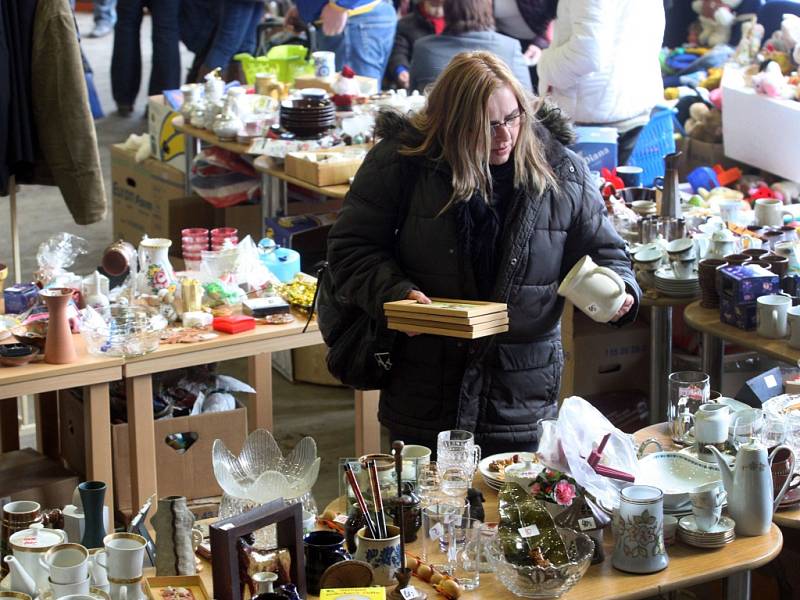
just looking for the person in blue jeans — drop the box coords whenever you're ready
[110,0,181,116]
[90,0,117,38]
[292,0,398,81]
[200,0,265,80]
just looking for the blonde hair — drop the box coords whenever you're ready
[400,51,558,208]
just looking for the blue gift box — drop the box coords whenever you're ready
[719,295,758,330]
[3,282,39,315]
[718,264,781,304]
[569,126,618,172]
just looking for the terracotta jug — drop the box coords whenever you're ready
[40,288,77,364]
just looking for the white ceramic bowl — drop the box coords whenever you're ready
[635,452,721,509]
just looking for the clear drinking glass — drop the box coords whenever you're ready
[447,516,482,591]
[421,503,466,566]
[437,430,481,479]
[477,522,498,573]
[667,371,710,443]
[417,462,442,508]
[440,466,470,505]
[762,415,788,448]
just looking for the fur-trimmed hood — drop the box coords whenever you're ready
[373,99,576,169]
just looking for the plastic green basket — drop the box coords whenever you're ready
[235,45,314,85]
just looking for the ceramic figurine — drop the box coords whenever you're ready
[152,496,197,576]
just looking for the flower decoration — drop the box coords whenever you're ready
[528,468,578,507]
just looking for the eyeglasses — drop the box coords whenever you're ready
[490,111,524,136]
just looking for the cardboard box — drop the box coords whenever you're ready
[561,307,650,398]
[214,203,264,242]
[112,145,215,251]
[285,152,363,187]
[569,127,618,172]
[111,403,248,513]
[264,212,339,271]
[292,344,343,387]
[148,93,185,172]
[0,449,80,508]
[736,367,784,407]
[59,391,86,476]
[722,65,800,181]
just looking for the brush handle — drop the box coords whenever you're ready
[344,463,378,538]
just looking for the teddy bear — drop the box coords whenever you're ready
[763,13,800,67]
[684,102,723,143]
[733,18,764,66]
[752,60,794,98]
[691,0,743,47]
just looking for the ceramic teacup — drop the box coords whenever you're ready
[666,237,695,260]
[757,293,792,339]
[557,255,627,323]
[770,446,800,498]
[789,305,800,349]
[97,533,145,582]
[49,575,91,599]
[109,580,143,600]
[663,515,678,546]
[690,482,726,532]
[671,257,697,280]
[41,543,89,585]
[633,247,664,272]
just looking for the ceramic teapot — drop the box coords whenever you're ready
[7,524,68,591]
[707,440,795,536]
[706,229,737,259]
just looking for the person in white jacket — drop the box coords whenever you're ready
[537,0,665,165]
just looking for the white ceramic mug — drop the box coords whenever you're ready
[670,257,697,279]
[789,305,800,349]
[89,548,109,588]
[97,533,145,581]
[401,444,432,481]
[755,198,791,227]
[695,403,730,445]
[757,293,792,339]
[557,255,627,323]
[109,581,143,600]
[311,51,336,78]
[40,543,89,585]
[49,575,91,599]
[719,200,744,225]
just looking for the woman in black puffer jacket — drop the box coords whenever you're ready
[326,51,639,455]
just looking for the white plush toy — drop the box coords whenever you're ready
[752,61,793,98]
[691,0,743,47]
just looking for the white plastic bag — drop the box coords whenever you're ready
[538,396,640,510]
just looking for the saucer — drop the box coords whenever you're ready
[779,486,800,508]
[678,514,735,535]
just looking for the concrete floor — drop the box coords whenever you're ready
[3,12,360,511]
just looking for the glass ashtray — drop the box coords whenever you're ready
[81,306,166,357]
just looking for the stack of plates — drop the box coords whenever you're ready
[779,487,800,510]
[280,94,336,137]
[678,515,735,548]
[384,299,508,339]
[478,452,539,491]
[654,266,701,298]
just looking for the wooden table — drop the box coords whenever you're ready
[683,301,798,398]
[0,335,123,513]
[323,478,781,600]
[121,319,380,515]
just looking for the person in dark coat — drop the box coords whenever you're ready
[494,0,558,89]
[327,51,639,455]
[387,0,445,89]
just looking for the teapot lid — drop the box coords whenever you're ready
[712,229,735,241]
[10,524,65,552]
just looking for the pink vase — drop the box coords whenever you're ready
[40,288,77,364]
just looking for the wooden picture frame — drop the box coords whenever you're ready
[209,499,305,600]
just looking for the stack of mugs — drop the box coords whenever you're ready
[211,227,239,251]
[42,543,94,598]
[181,228,209,270]
[678,482,734,549]
[698,258,727,308]
[96,533,146,600]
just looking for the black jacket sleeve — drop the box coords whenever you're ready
[561,152,641,325]
[326,141,417,319]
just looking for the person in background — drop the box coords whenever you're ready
[291,0,398,81]
[537,0,665,165]
[387,0,445,89]
[493,0,557,90]
[326,51,638,454]
[410,0,532,92]
[89,0,116,37]
[199,0,266,82]
[110,0,181,116]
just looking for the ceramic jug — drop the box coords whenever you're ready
[708,440,795,536]
[694,403,730,461]
[557,255,627,323]
[706,230,737,259]
[353,525,402,586]
[138,238,176,296]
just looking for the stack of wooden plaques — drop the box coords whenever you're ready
[383,298,508,339]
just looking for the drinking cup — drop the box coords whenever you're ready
[311,51,336,78]
[422,503,467,565]
[97,533,146,581]
[729,408,764,448]
[719,200,744,225]
[667,371,710,443]
[49,575,91,599]
[754,198,791,227]
[612,485,667,574]
[764,253,790,277]
[401,445,432,483]
[437,430,480,479]
[666,237,695,260]
[303,531,349,596]
[757,293,792,339]
[764,229,786,250]
[723,253,752,266]
[1,501,41,568]
[671,257,697,279]
[690,482,726,532]
[617,166,643,188]
[41,543,89,585]
[557,255,627,323]
[770,446,800,498]
[109,580,143,600]
[782,225,799,242]
[662,515,678,545]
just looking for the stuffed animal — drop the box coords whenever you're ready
[752,60,793,98]
[733,18,764,66]
[691,0,743,47]
[684,102,723,143]
[764,13,800,65]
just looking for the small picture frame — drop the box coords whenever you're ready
[209,499,305,600]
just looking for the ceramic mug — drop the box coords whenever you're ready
[41,543,90,585]
[89,548,108,588]
[690,482,726,532]
[303,531,349,596]
[757,293,792,339]
[311,51,336,78]
[109,580,143,600]
[612,485,668,574]
[97,533,146,581]
[770,446,800,498]
[617,166,643,188]
[353,525,402,586]
[557,255,627,323]
[49,575,91,599]
[755,198,791,228]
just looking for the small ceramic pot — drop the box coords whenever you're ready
[353,526,402,586]
[764,254,791,277]
[723,254,752,266]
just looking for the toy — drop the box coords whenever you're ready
[684,102,723,143]
[691,0,742,47]
[771,180,800,203]
[752,61,793,98]
[733,19,764,66]
[764,14,800,66]
[331,65,361,110]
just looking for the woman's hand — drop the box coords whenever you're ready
[407,290,431,304]
[610,294,635,323]
[523,44,543,65]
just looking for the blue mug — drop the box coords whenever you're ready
[616,165,644,188]
[303,530,350,595]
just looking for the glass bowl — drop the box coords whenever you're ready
[81,306,166,357]
[485,528,594,599]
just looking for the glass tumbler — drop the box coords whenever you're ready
[421,503,466,566]
[447,516,482,591]
[667,371,710,443]
[417,462,442,508]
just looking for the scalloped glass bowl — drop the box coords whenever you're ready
[213,429,321,520]
[486,528,594,599]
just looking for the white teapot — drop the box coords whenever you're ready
[706,229,737,259]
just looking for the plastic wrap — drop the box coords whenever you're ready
[35,233,88,286]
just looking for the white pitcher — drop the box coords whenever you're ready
[557,255,627,323]
[137,237,176,295]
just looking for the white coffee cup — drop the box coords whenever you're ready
[719,200,744,225]
[109,581,143,600]
[401,444,432,481]
[695,403,730,445]
[89,548,109,588]
[97,533,145,581]
[690,482,727,532]
[40,544,89,585]
[757,293,792,339]
[311,51,336,78]
[663,515,678,545]
[755,198,791,227]
[789,305,800,349]
[49,575,91,599]
[671,257,697,279]
[557,255,627,323]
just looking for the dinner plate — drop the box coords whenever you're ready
[478,452,539,485]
